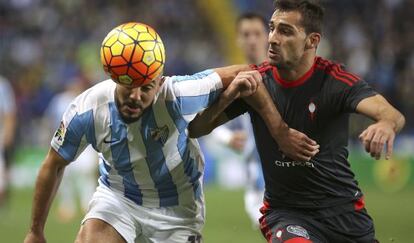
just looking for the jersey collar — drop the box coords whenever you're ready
[272,57,318,88]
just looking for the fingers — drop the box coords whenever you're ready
[291,146,319,162]
[245,74,258,93]
[301,143,320,157]
[250,70,263,84]
[386,134,395,160]
[376,135,387,160]
[291,128,318,146]
[303,135,317,146]
[278,128,320,162]
[369,132,383,160]
[236,71,262,92]
[360,124,396,160]
[360,128,375,153]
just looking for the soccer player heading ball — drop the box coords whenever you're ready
[24,21,315,243]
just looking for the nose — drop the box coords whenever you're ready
[129,87,142,102]
[268,31,280,46]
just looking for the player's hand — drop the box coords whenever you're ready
[24,231,46,243]
[228,130,247,152]
[359,121,396,160]
[225,71,262,100]
[276,128,320,162]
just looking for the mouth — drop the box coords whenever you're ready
[268,49,280,59]
[125,104,143,114]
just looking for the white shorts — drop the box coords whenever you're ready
[82,185,205,243]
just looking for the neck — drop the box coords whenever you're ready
[278,52,315,81]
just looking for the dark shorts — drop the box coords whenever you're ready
[259,201,378,243]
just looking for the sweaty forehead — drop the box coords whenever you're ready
[271,10,304,30]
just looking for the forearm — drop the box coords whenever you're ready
[359,95,405,133]
[29,159,65,234]
[188,90,234,138]
[244,84,288,137]
[214,65,251,88]
[377,106,405,133]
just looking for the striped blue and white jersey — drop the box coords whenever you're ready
[51,70,222,208]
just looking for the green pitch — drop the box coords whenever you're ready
[1,186,413,242]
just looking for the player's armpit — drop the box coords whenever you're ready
[356,95,405,160]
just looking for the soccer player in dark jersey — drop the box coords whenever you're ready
[188,0,405,242]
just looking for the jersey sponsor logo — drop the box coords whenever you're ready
[53,121,66,146]
[150,125,169,145]
[274,160,315,168]
[286,225,310,239]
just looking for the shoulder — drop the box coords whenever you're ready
[160,69,222,98]
[70,79,116,114]
[314,57,361,88]
[251,61,273,75]
[169,69,217,82]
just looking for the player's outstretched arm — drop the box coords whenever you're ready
[24,148,69,243]
[188,70,261,137]
[357,94,405,160]
[243,83,319,162]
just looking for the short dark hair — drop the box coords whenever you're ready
[273,0,324,34]
[236,12,267,30]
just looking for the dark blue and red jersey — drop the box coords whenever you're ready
[225,56,377,211]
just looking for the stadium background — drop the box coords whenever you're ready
[1,0,413,242]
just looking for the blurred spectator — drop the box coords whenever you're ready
[0,75,17,206]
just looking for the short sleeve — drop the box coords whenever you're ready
[343,79,377,112]
[224,99,249,120]
[171,69,223,122]
[50,102,91,162]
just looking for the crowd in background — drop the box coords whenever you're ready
[0,0,413,148]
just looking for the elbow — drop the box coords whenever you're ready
[188,128,199,138]
[188,125,211,139]
[188,130,206,139]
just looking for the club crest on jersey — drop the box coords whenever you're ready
[150,125,169,145]
[308,101,317,121]
[54,121,66,146]
[286,225,310,239]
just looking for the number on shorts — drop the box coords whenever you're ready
[187,235,202,243]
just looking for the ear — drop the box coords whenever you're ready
[305,33,321,50]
